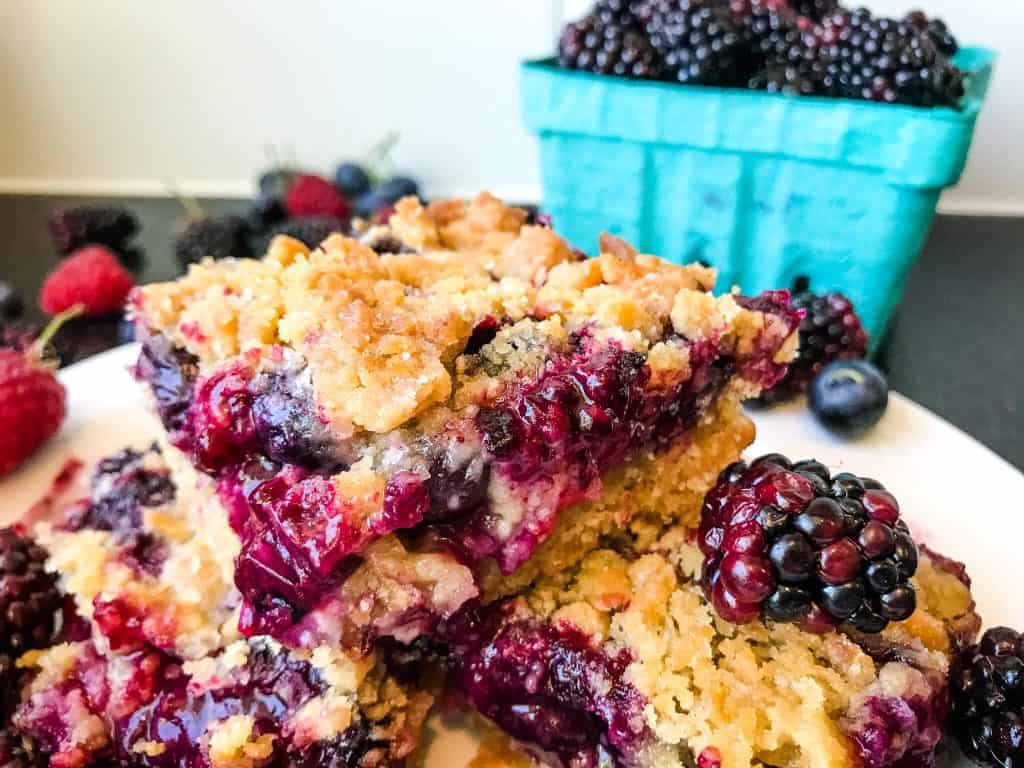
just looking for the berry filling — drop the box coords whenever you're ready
[443,602,648,768]
[700,455,919,632]
[133,293,797,640]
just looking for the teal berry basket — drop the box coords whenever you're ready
[521,47,995,345]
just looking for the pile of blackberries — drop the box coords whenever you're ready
[558,0,965,107]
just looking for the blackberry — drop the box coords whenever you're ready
[0,729,46,768]
[594,0,644,26]
[790,0,839,21]
[644,0,749,86]
[952,626,1024,767]
[904,10,958,57]
[755,290,867,405]
[0,528,61,656]
[749,62,822,95]
[262,216,348,250]
[815,8,964,107]
[559,13,664,80]
[245,196,287,233]
[47,205,139,254]
[174,216,252,268]
[699,455,918,633]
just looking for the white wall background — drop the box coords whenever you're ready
[0,0,1019,213]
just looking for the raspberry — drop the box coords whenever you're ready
[558,13,664,80]
[264,216,348,250]
[756,290,868,405]
[284,174,351,219]
[38,246,134,317]
[46,205,138,254]
[644,0,750,85]
[174,216,252,268]
[952,626,1024,767]
[0,527,62,655]
[0,313,73,475]
[699,455,918,633]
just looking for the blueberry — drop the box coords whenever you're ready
[377,175,419,201]
[0,282,24,320]
[258,168,298,200]
[809,360,888,438]
[334,163,371,199]
[354,189,393,218]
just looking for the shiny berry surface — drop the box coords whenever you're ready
[699,454,918,633]
[809,359,889,438]
[952,626,1024,768]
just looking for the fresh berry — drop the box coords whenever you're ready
[284,174,351,219]
[904,10,958,57]
[595,0,643,27]
[749,63,823,95]
[699,454,918,632]
[952,626,1024,767]
[334,162,372,199]
[38,246,134,317]
[0,527,62,654]
[0,311,75,474]
[813,8,964,106]
[0,283,24,321]
[790,0,839,20]
[174,215,252,268]
[558,12,664,80]
[263,216,347,249]
[809,359,888,438]
[46,205,139,254]
[245,197,287,233]
[355,176,422,217]
[644,0,749,85]
[257,167,299,200]
[756,290,868,404]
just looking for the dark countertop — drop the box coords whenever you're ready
[1,194,1021,470]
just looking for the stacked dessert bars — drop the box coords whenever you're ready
[2,194,979,768]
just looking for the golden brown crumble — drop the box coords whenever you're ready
[134,193,795,436]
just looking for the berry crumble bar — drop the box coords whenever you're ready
[129,193,801,644]
[446,524,979,768]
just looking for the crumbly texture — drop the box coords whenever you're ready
[133,192,789,437]
[479,396,754,600]
[36,447,240,660]
[479,527,980,768]
[12,637,431,768]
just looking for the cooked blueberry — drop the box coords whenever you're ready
[426,453,490,522]
[809,359,889,438]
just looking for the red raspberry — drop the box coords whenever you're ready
[284,174,351,219]
[0,310,78,475]
[38,246,134,317]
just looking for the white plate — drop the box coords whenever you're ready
[2,344,1022,766]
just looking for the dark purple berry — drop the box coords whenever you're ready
[264,216,347,249]
[47,205,139,254]
[768,533,814,583]
[559,12,664,80]
[699,453,919,632]
[175,215,252,268]
[246,197,287,232]
[757,291,868,405]
[644,0,748,86]
[0,282,24,321]
[0,528,62,656]
[952,626,1024,768]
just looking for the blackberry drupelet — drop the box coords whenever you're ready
[699,455,918,633]
[952,626,1024,767]
[47,206,139,254]
[559,13,664,79]
[815,8,964,107]
[755,290,868,405]
[790,0,839,21]
[174,216,252,268]
[594,0,644,27]
[0,527,62,657]
[749,62,822,95]
[904,10,958,57]
[644,0,749,85]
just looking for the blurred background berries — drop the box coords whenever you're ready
[557,0,965,108]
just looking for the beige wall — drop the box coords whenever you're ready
[0,0,1018,214]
